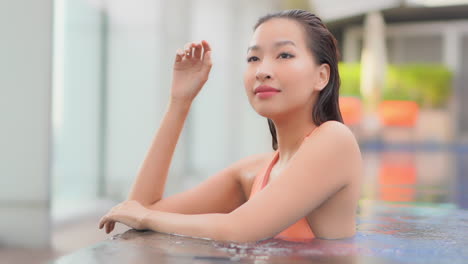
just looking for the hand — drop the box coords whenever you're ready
[99,200,150,234]
[170,40,213,104]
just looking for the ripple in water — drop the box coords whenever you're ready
[212,237,363,261]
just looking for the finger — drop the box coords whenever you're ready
[185,42,195,59]
[100,219,107,230]
[183,43,191,58]
[100,213,112,228]
[203,50,212,67]
[99,216,106,229]
[193,42,202,59]
[201,40,211,52]
[175,49,185,63]
[201,40,212,63]
[109,221,116,233]
[106,221,112,234]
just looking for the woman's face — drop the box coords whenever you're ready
[243,18,328,120]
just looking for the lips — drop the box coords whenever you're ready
[254,85,280,94]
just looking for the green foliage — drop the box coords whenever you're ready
[338,63,362,97]
[384,64,453,108]
[338,63,453,108]
[281,0,312,10]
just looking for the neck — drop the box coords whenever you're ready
[271,111,317,167]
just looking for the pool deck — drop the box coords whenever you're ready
[52,200,468,264]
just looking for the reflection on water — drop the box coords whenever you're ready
[455,153,468,208]
[361,149,467,209]
[213,198,467,264]
[212,238,363,263]
[54,200,468,264]
[53,150,468,264]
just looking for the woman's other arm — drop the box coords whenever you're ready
[128,40,213,206]
[127,100,191,206]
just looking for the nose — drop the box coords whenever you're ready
[255,62,272,81]
[256,70,272,81]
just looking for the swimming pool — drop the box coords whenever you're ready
[52,148,468,264]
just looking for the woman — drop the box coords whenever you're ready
[99,9,362,243]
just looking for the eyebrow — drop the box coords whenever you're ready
[246,40,296,53]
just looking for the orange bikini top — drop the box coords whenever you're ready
[248,128,318,242]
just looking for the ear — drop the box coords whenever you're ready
[314,63,330,92]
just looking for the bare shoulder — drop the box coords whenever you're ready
[315,121,360,152]
[317,120,356,138]
[310,120,363,180]
[306,121,362,172]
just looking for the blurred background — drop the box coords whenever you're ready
[1,0,468,263]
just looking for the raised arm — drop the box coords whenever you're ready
[127,40,213,206]
[127,100,190,205]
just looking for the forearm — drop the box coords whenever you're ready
[142,210,229,241]
[128,99,191,205]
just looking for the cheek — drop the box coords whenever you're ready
[281,64,316,95]
[243,69,255,93]
[276,74,315,111]
[288,60,316,80]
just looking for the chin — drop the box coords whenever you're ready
[248,97,288,119]
[252,106,280,120]
[256,112,273,119]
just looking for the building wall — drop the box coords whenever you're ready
[0,1,53,247]
[52,0,105,220]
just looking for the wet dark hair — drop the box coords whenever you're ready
[253,9,343,150]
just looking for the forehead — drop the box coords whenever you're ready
[248,18,306,51]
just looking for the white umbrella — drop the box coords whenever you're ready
[360,11,388,135]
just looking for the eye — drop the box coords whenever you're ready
[278,52,294,59]
[246,52,294,63]
[247,56,259,63]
